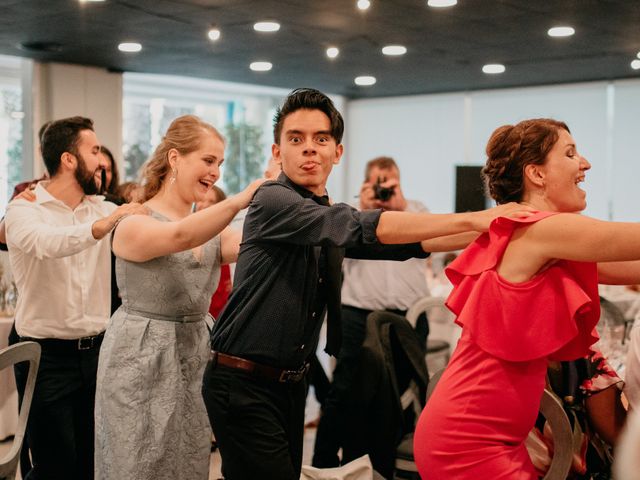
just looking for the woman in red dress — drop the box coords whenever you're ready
[414,118,640,479]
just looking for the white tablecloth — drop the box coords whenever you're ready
[0,316,18,440]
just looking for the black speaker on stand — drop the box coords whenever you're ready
[455,165,489,213]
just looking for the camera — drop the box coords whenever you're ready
[373,177,395,201]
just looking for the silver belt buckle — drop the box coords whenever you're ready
[78,336,93,350]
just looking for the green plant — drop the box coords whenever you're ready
[223,122,265,194]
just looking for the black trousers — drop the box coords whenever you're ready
[13,339,100,480]
[202,363,307,480]
[312,305,428,469]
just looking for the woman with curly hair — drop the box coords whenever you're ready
[414,118,639,479]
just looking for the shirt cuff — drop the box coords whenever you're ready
[359,209,382,244]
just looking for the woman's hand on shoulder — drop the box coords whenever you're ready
[232,178,267,210]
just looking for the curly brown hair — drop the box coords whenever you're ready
[139,115,224,202]
[482,118,569,204]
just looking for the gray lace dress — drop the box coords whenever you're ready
[95,211,221,480]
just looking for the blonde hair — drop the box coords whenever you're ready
[140,115,225,201]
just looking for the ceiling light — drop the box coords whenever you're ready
[382,45,407,56]
[547,26,575,37]
[355,75,376,86]
[207,28,221,41]
[254,21,280,32]
[10,111,25,119]
[357,0,371,10]
[250,61,272,72]
[427,0,457,7]
[326,47,339,59]
[631,59,640,70]
[118,42,142,53]
[482,63,505,74]
[637,51,640,59]
[79,0,106,3]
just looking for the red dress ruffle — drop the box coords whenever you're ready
[446,211,599,362]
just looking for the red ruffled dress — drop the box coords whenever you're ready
[413,212,600,479]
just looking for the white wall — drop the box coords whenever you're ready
[32,62,122,176]
[344,79,640,220]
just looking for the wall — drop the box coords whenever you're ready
[344,79,640,221]
[31,62,123,176]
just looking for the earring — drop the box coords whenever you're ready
[170,169,177,185]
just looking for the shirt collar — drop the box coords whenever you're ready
[277,172,330,205]
[33,181,105,207]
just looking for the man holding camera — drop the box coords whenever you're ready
[313,156,431,469]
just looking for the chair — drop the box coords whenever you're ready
[406,296,458,373]
[598,296,630,374]
[339,311,428,480]
[539,388,574,480]
[0,342,41,480]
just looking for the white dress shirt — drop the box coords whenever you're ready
[341,199,430,311]
[5,182,116,339]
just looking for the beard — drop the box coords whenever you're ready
[74,152,101,195]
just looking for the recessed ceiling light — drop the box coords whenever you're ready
[637,51,640,59]
[250,61,272,72]
[548,26,575,37]
[326,47,339,59]
[631,59,640,70]
[427,0,457,7]
[482,63,505,74]
[355,75,376,86]
[118,42,142,53]
[207,28,221,41]
[357,0,371,10]
[382,45,407,56]
[79,0,106,3]
[254,21,280,32]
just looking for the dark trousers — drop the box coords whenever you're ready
[202,363,307,480]
[312,305,428,468]
[13,339,100,480]
[308,354,330,406]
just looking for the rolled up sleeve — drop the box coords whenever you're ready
[6,201,99,259]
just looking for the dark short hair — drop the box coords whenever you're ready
[40,116,94,176]
[38,121,52,144]
[273,88,344,144]
[100,145,120,194]
[482,118,570,204]
[364,156,399,181]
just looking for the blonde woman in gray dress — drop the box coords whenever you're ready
[94,115,262,480]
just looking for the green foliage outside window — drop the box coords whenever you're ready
[223,122,265,194]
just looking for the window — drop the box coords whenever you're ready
[123,73,287,194]
[0,55,29,214]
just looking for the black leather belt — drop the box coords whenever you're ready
[210,351,309,383]
[20,332,105,353]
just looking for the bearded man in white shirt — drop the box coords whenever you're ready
[5,116,146,480]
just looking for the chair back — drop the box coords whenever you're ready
[539,388,573,480]
[426,367,445,402]
[406,296,459,372]
[597,296,630,374]
[0,342,41,480]
[406,296,458,344]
